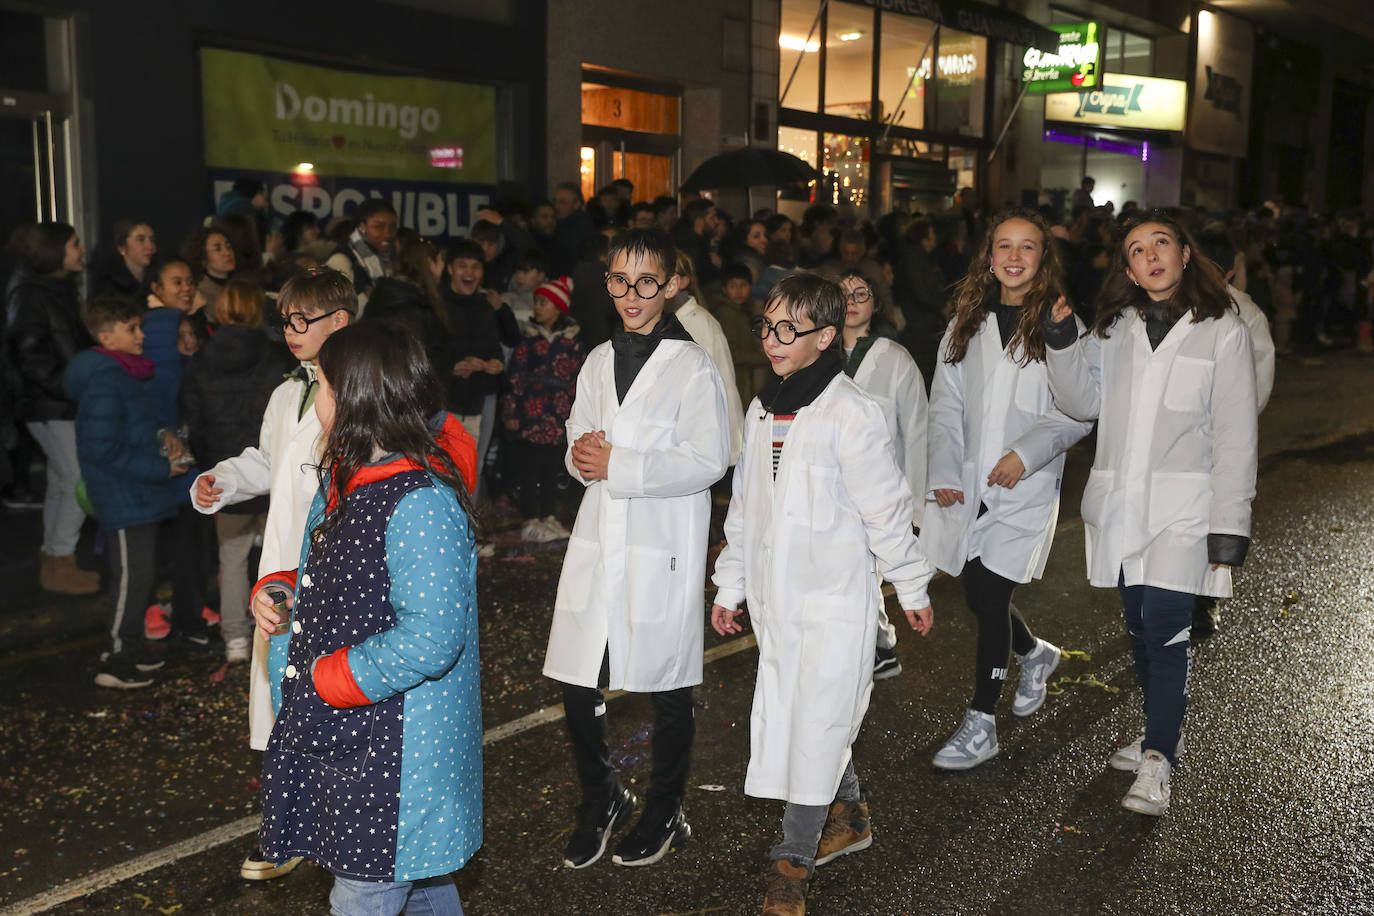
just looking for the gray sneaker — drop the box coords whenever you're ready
[933,708,998,770]
[1110,733,1184,772]
[1121,750,1172,816]
[1012,638,1061,717]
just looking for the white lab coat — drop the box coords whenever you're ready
[191,373,323,750]
[543,337,730,692]
[713,374,933,805]
[1230,284,1275,412]
[1046,309,1258,597]
[922,319,1092,583]
[850,337,929,525]
[674,295,744,465]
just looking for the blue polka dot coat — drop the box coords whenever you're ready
[259,466,482,882]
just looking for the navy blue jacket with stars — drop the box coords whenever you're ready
[259,462,481,882]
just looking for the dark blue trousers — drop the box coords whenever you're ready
[1117,572,1193,764]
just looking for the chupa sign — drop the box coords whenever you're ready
[1044,73,1187,131]
[1022,22,1102,94]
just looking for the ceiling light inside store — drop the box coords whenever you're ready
[779,35,820,52]
[295,162,314,172]
[839,31,862,41]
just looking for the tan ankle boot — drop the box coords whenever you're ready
[40,553,101,595]
[762,858,809,916]
[814,799,872,866]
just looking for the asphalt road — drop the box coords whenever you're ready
[3,352,1374,915]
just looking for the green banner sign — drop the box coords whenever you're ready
[1022,22,1101,94]
[200,47,496,183]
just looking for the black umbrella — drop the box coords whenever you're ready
[680,147,820,192]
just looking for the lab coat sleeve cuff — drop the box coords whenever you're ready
[713,587,745,612]
[1207,533,1250,567]
[605,445,645,498]
[1042,313,1079,350]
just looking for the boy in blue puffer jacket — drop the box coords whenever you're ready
[64,296,191,689]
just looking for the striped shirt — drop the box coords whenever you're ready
[771,414,795,478]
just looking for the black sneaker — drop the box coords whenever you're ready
[175,622,215,648]
[563,785,636,869]
[873,645,902,680]
[95,658,154,689]
[134,651,166,672]
[611,801,690,867]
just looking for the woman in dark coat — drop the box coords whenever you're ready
[3,222,99,594]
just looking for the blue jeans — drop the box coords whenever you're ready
[1117,573,1194,765]
[329,875,462,916]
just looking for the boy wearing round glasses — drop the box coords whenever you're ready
[544,228,731,870]
[711,274,935,914]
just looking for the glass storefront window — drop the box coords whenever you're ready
[948,146,978,192]
[822,132,868,209]
[779,0,822,112]
[824,3,874,120]
[877,12,934,131]
[932,29,986,136]
[779,126,819,172]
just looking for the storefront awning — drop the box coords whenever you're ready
[849,0,1060,54]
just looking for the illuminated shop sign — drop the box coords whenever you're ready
[1044,72,1187,131]
[1022,22,1101,93]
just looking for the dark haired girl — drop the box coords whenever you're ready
[91,219,156,298]
[251,323,480,915]
[923,208,1092,771]
[1044,213,1258,816]
[3,222,99,594]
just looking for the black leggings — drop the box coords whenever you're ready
[963,556,1037,715]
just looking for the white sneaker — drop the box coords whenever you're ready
[522,520,558,543]
[542,515,571,539]
[1121,750,1171,815]
[1012,638,1061,717]
[225,637,251,664]
[476,543,496,559]
[933,709,998,770]
[1109,733,1185,772]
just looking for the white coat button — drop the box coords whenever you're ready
[300,574,312,588]
[292,621,302,634]
[285,664,297,679]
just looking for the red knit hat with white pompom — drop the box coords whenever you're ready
[534,276,573,314]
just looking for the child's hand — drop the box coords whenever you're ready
[504,419,520,432]
[169,457,188,477]
[162,431,185,461]
[252,587,292,639]
[483,358,504,374]
[486,289,503,310]
[711,604,746,635]
[933,488,964,508]
[904,604,933,635]
[1050,295,1072,323]
[194,474,223,508]
[571,430,611,481]
[1210,563,1231,571]
[987,451,1025,489]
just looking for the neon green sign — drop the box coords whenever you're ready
[1022,22,1101,94]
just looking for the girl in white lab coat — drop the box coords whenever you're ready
[1044,213,1258,817]
[837,269,929,680]
[923,209,1093,771]
[668,250,744,466]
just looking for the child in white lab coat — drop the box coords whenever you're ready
[1044,212,1258,816]
[923,209,1093,771]
[836,269,929,681]
[544,228,730,870]
[711,273,934,915]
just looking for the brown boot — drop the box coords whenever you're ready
[814,799,872,866]
[40,553,101,595]
[762,858,809,916]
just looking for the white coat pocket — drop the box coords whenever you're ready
[1163,356,1214,413]
[1148,471,1210,537]
[784,464,839,529]
[1080,469,1114,530]
[1014,362,1048,414]
[626,545,681,623]
[554,537,601,614]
